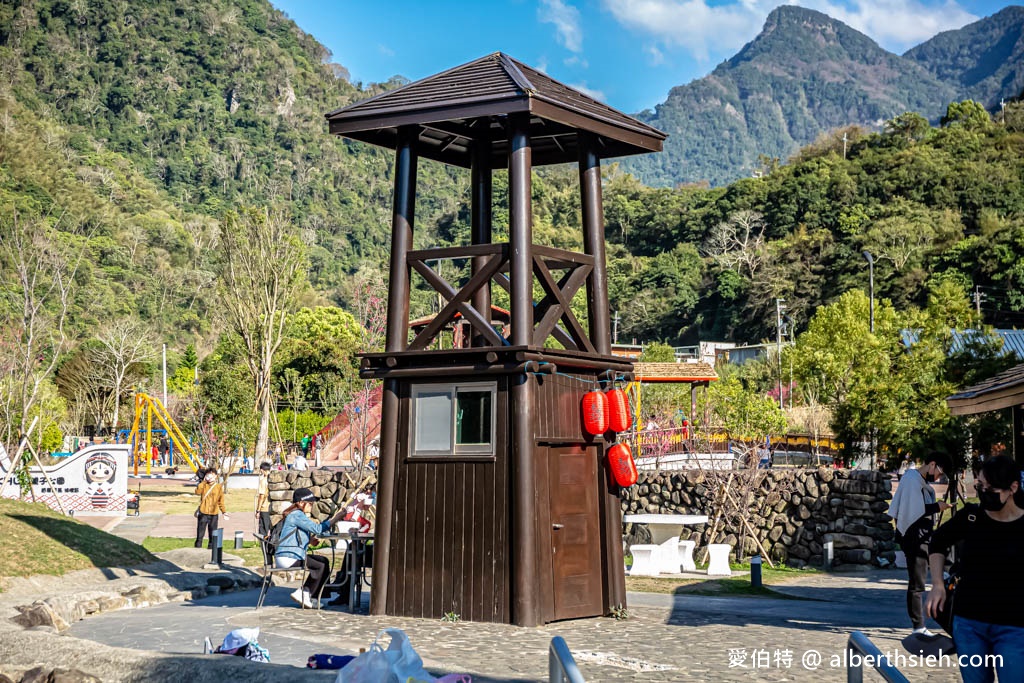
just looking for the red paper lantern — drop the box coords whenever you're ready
[606,388,631,433]
[581,390,608,435]
[608,443,637,487]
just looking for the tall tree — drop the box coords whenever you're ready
[0,209,84,451]
[217,207,306,461]
[92,318,155,433]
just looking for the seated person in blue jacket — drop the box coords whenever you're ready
[275,487,347,609]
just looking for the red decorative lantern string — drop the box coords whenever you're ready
[581,389,608,436]
[606,387,631,433]
[607,442,637,487]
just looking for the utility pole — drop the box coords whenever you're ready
[842,132,848,159]
[613,311,620,345]
[776,298,786,410]
[974,286,984,318]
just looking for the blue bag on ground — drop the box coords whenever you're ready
[308,654,356,669]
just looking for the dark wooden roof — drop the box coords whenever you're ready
[947,363,1024,415]
[325,52,666,168]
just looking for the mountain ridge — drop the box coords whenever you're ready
[621,4,1023,186]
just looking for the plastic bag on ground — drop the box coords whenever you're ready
[337,628,435,683]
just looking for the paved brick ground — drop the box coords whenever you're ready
[68,570,962,682]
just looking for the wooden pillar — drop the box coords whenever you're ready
[384,127,419,352]
[579,132,611,355]
[372,127,418,616]
[471,136,492,347]
[508,112,539,626]
[508,113,533,347]
[600,444,627,613]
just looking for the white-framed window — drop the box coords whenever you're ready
[410,382,497,456]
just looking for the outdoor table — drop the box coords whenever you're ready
[318,530,373,611]
[623,513,709,575]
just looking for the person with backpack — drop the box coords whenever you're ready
[274,488,347,609]
[926,456,1024,683]
[888,452,952,636]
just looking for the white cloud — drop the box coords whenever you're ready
[806,0,977,49]
[377,44,395,57]
[539,0,584,53]
[570,82,608,101]
[564,55,590,68]
[602,0,978,61]
[645,44,665,65]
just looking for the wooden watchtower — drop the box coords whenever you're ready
[326,53,665,626]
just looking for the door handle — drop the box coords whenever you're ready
[552,523,564,530]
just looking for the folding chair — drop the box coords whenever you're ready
[254,533,309,610]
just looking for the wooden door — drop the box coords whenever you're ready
[547,444,603,620]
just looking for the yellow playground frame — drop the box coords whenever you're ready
[127,393,202,476]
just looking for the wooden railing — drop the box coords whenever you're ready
[406,242,595,352]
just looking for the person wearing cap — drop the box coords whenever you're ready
[275,487,347,608]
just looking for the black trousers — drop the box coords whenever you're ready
[195,513,218,548]
[901,538,929,629]
[303,554,330,597]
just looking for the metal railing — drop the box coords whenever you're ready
[847,631,909,683]
[549,636,585,683]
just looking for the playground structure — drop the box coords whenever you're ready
[127,393,201,476]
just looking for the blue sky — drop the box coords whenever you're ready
[272,0,1017,114]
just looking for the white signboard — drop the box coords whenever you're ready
[0,444,130,516]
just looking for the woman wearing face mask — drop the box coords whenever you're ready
[926,456,1024,682]
[888,453,953,636]
[194,469,229,548]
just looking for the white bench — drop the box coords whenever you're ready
[678,539,696,572]
[628,544,660,576]
[707,543,732,576]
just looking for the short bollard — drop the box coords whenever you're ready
[824,540,834,569]
[750,555,763,588]
[234,530,244,550]
[211,528,224,565]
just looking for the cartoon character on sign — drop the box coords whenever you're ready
[84,452,116,509]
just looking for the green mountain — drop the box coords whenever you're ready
[621,5,1022,187]
[0,0,462,344]
[905,5,1024,108]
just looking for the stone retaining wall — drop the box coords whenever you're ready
[267,469,375,522]
[621,468,896,569]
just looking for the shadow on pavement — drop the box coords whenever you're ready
[664,579,931,634]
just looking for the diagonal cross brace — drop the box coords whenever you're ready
[532,256,595,353]
[408,256,507,349]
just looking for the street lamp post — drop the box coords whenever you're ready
[861,250,876,470]
[775,298,786,410]
[862,250,875,333]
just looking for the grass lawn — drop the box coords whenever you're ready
[134,486,256,516]
[0,499,154,584]
[625,562,819,599]
[143,536,265,567]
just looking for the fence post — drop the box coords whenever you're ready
[234,530,244,550]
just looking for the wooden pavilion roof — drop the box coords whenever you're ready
[946,363,1024,415]
[632,362,718,383]
[325,52,666,167]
